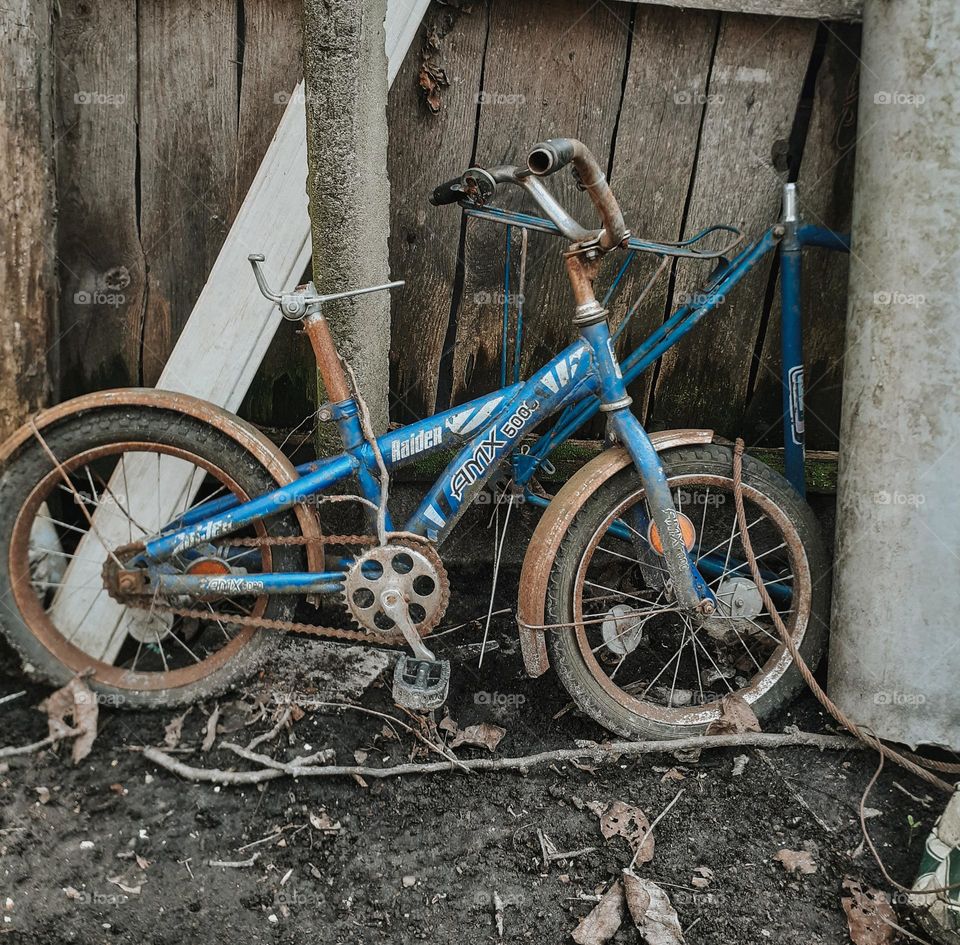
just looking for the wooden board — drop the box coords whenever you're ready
[650,13,817,436]
[744,26,859,450]
[620,0,862,20]
[0,0,57,439]
[605,4,720,422]
[53,0,144,397]
[233,0,315,428]
[449,0,633,407]
[387,1,490,420]
[138,0,239,386]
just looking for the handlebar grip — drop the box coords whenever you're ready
[527,138,577,176]
[429,177,464,206]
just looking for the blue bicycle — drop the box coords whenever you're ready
[0,138,848,739]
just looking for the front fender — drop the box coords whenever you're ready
[516,429,714,677]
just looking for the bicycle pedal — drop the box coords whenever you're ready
[392,655,450,711]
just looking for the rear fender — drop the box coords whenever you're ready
[0,389,325,572]
[516,430,714,677]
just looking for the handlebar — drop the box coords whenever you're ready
[432,138,629,253]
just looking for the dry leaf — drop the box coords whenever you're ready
[309,811,341,833]
[107,876,142,896]
[35,786,50,805]
[163,709,191,749]
[705,693,761,735]
[63,887,81,900]
[773,848,817,875]
[841,877,896,945]
[661,768,686,783]
[623,870,685,944]
[594,800,654,864]
[572,880,624,945]
[201,705,220,753]
[449,723,506,753]
[38,677,99,763]
[135,854,150,871]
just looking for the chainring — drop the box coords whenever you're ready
[341,538,449,641]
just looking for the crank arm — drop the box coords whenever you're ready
[379,589,436,661]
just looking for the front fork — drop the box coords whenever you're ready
[569,251,715,614]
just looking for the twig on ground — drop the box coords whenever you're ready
[140,730,863,785]
[207,853,261,869]
[0,691,26,707]
[629,787,685,869]
[245,706,293,752]
[891,781,933,808]
[0,734,62,760]
[315,701,470,773]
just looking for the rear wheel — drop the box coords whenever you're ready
[544,444,829,739]
[0,407,305,708]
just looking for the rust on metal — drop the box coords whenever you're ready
[303,314,352,404]
[516,430,715,677]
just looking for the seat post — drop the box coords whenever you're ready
[303,313,352,404]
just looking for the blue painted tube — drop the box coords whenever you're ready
[144,452,356,561]
[155,571,345,596]
[501,225,512,389]
[780,234,806,496]
[796,224,850,253]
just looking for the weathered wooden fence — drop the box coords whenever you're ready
[4,0,859,451]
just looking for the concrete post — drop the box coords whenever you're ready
[829,0,960,748]
[302,0,391,446]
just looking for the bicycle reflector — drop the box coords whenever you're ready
[646,513,696,556]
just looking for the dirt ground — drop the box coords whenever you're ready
[0,500,943,945]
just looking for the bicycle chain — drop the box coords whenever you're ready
[104,533,450,648]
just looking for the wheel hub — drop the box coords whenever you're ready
[716,575,763,619]
[343,540,448,638]
[601,603,645,656]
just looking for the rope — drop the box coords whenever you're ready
[731,437,956,794]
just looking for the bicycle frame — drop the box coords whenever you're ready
[133,186,849,610]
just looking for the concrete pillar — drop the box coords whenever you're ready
[302,0,391,446]
[829,0,960,748]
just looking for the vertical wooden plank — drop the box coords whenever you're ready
[605,5,719,418]
[744,27,859,450]
[0,0,57,437]
[449,0,632,406]
[54,0,144,397]
[138,0,239,386]
[233,0,314,429]
[387,1,489,420]
[650,15,817,435]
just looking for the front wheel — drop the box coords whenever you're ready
[544,444,829,740]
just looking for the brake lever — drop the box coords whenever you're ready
[248,254,404,320]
